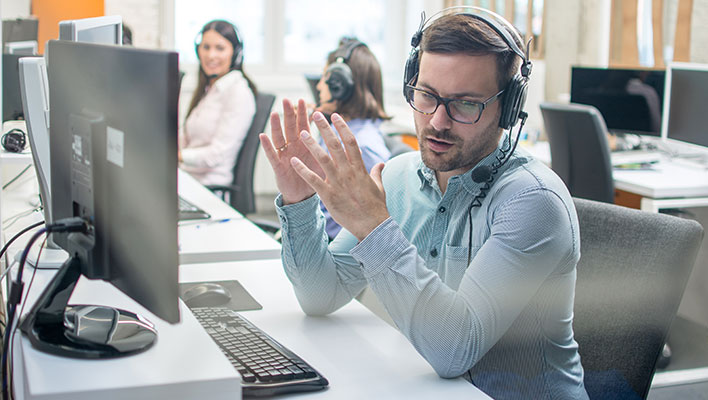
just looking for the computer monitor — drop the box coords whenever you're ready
[20,40,180,359]
[2,17,38,53]
[58,15,122,44]
[2,54,24,121]
[5,40,37,55]
[19,16,123,255]
[661,62,708,148]
[570,66,665,136]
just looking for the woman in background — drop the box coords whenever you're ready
[315,37,392,239]
[179,20,256,186]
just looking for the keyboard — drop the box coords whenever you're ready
[611,150,663,166]
[178,196,211,221]
[192,307,329,397]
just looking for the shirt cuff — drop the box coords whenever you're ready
[274,193,321,231]
[350,217,411,279]
[181,148,199,166]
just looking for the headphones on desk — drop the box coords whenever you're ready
[403,6,532,130]
[2,128,27,153]
[325,38,367,103]
[194,21,244,71]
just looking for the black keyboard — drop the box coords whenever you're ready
[192,307,329,397]
[178,196,211,221]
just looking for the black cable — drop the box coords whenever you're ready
[6,237,44,400]
[0,221,44,267]
[1,165,32,191]
[1,227,46,400]
[1,217,88,399]
[466,112,528,265]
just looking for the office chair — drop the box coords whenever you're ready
[540,102,615,203]
[382,133,415,158]
[207,92,276,216]
[572,198,704,399]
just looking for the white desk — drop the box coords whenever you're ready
[177,169,281,264]
[12,258,489,399]
[522,141,708,212]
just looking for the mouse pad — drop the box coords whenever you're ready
[180,280,263,311]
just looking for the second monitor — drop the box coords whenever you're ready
[570,66,665,137]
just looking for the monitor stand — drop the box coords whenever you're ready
[19,255,157,358]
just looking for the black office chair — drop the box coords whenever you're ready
[207,92,276,216]
[540,102,615,203]
[572,198,704,399]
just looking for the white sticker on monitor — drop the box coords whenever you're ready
[106,126,124,168]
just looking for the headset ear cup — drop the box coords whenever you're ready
[1,129,27,153]
[499,75,528,129]
[403,49,420,99]
[326,62,355,102]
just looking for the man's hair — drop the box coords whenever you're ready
[420,13,523,92]
[327,39,391,121]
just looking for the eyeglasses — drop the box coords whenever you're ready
[405,85,505,124]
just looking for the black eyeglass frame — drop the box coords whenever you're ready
[405,84,505,124]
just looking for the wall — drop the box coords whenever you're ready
[105,0,161,48]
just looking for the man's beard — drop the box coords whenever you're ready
[417,122,502,174]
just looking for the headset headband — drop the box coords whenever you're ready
[413,6,532,78]
[334,38,366,64]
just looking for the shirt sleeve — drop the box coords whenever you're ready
[276,194,368,316]
[349,187,577,378]
[181,77,255,169]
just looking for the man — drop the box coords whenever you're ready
[260,8,588,399]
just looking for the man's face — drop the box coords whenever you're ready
[413,52,504,176]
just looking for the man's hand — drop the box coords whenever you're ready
[259,99,325,205]
[290,112,389,241]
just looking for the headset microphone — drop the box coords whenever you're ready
[471,165,492,183]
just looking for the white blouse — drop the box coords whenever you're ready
[179,70,256,186]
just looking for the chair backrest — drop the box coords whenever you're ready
[572,198,704,399]
[229,92,276,215]
[540,102,615,203]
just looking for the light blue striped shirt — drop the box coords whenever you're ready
[276,143,588,399]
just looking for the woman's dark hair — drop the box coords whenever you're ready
[420,13,522,93]
[187,20,257,117]
[327,38,391,121]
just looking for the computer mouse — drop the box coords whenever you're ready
[182,283,232,308]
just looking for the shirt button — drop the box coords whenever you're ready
[430,248,438,257]
[438,206,446,213]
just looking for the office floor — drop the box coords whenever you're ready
[251,194,708,399]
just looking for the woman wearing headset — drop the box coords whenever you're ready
[315,38,392,239]
[179,20,257,186]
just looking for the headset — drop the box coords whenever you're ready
[324,38,367,103]
[1,128,27,153]
[404,6,532,131]
[194,22,244,71]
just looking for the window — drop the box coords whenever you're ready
[173,0,424,81]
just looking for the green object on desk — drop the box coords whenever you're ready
[614,162,657,170]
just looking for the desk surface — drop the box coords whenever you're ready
[522,141,708,201]
[177,169,281,263]
[14,259,489,399]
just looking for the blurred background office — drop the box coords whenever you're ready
[2,0,708,398]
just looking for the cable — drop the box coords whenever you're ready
[2,206,43,231]
[466,112,528,265]
[1,217,88,399]
[1,165,32,191]
[6,237,44,400]
[0,221,45,284]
